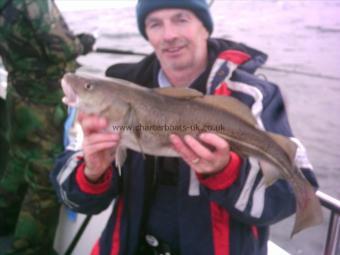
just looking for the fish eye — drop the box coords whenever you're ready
[84,82,93,90]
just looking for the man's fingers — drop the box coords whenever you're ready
[199,133,229,152]
[184,135,214,161]
[79,113,109,136]
[84,132,120,146]
[84,141,119,156]
[169,134,199,164]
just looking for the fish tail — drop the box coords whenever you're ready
[290,173,323,237]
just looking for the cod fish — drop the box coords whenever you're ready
[61,72,323,237]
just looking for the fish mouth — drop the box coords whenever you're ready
[61,77,79,107]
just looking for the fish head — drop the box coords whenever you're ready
[61,73,124,115]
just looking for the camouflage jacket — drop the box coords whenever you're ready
[0,0,84,102]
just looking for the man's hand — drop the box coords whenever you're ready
[170,133,230,176]
[77,33,96,54]
[78,112,121,182]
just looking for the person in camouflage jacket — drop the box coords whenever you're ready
[0,0,94,254]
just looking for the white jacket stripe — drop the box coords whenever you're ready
[228,81,267,218]
[56,150,83,208]
[234,157,260,211]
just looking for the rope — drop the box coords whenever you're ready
[64,215,92,255]
[95,47,340,81]
[260,66,340,81]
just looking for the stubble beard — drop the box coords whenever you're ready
[160,39,194,71]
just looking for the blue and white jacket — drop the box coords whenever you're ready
[51,38,318,255]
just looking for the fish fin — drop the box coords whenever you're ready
[115,146,127,174]
[153,87,203,99]
[290,173,323,237]
[268,132,297,164]
[197,96,257,127]
[125,104,141,139]
[133,128,146,159]
[259,160,282,185]
[215,134,248,158]
[124,104,145,158]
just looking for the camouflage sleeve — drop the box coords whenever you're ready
[23,0,85,65]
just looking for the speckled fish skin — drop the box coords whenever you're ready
[62,72,323,237]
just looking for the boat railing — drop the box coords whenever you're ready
[59,191,340,255]
[317,191,340,255]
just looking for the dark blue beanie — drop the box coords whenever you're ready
[136,0,213,39]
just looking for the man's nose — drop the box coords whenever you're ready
[162,23,179,42]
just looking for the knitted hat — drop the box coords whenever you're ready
[136,0,213,39]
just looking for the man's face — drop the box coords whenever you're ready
[145,9,209,72]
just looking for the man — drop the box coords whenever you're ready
[0,0,94,254]
[51,0,318,254]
